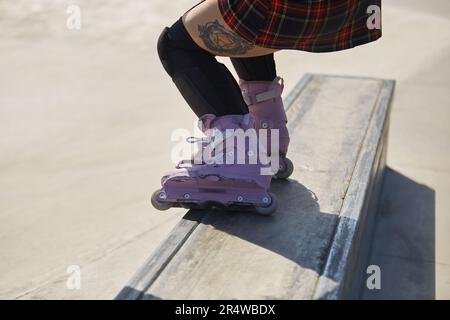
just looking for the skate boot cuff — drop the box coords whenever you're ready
[239,77,284,106]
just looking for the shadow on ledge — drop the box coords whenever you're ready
[117,178,352,299]
[117,167,436,300]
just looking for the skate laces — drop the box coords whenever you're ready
[176,128,236,168]
[186,136,208,144]
[175,136,209,168]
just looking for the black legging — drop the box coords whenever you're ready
[231,54,277,82]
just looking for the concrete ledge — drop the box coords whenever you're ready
[116,74,395,300]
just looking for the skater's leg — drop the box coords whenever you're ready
[153,1,280,214]
[182,0,277,58]
[232,56,293,178]
[158,18,248,117]
[230,54,277,82]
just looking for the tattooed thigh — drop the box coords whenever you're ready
[197,19,254,55]
[182,0,276,58]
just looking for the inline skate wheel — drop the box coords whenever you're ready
[255,192,278,216]
[151,189,172,211]
[275,157,294,179]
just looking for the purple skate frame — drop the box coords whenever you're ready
[158,177,273,208]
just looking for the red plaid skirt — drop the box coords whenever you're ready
[217,0,382,52]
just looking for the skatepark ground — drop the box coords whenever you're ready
[0,0,449,299]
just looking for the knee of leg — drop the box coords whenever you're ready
[157,26,174,76]
[157,18,214,77]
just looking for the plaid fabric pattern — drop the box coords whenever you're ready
[218,0,382,52]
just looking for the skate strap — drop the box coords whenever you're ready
[176,136,209,168]
[242,77,284,105]
[243,90,277,105]
[178,129,234,168]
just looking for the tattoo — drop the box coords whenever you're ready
[198,20,254,55]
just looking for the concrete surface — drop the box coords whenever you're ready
[0,0,449,299]
[362,168,437,299]
[117,75,392,300]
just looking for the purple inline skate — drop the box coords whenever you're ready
[151,113,278,215]
[239,77,294,179]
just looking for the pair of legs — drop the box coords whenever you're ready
[158,0,278,117]
[151,0,291,214]
[157,0,290,173]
